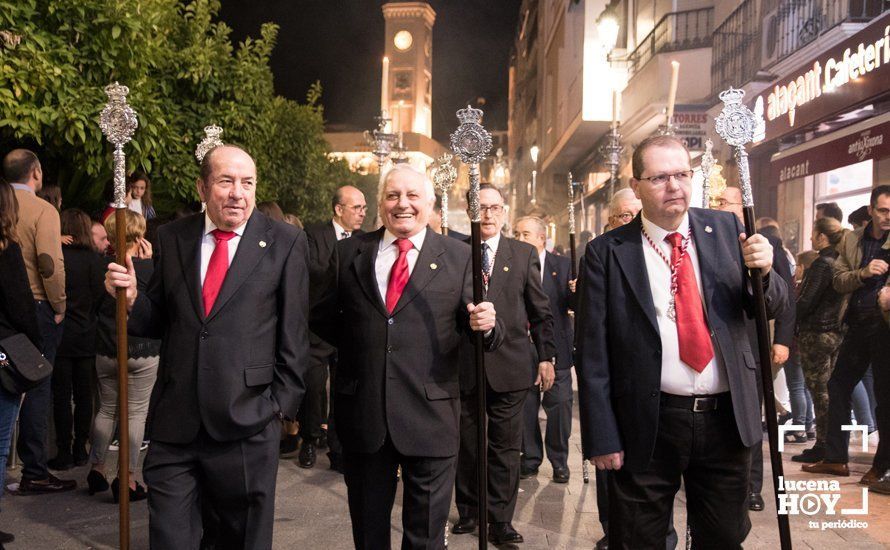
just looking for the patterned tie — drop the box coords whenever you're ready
[203,229,237,316]
[666,232,714,372]
[482,243,492,288]
[340,231,350,240]
[385,238,414,313]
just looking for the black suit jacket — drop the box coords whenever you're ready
[459,237,555,393]
[541,251,575,370]
[129,211,309,444]
[311,228,504,457]
[575,209,788,472]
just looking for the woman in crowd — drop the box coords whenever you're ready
[37,184,62,211]
[0,180,43,545]
[793,217,846,464]
[87,210,158,503]
[126,172,156,220]
[48,209,106,470]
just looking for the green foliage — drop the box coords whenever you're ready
[0,0,355,221]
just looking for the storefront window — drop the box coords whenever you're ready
[813,159,873,227]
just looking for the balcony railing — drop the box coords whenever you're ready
[625,8,714,79]
[712,0,889,95]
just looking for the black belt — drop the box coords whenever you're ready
[660,392,731,413]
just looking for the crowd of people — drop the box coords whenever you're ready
[0,136,888,550]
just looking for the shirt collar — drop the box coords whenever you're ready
[10,183,33,194]
[483,232,501,254]
[380,227,427,252]
[640,212,689,245]
[539,248,547,268]
[204,213,247,237]
[332,219,348,238]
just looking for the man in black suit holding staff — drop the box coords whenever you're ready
[311,165,501,549]
[105,144,309,549]
[575,135,787,548]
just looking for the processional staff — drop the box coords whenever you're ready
[450,105,492,550]
[700,139,715,210]
[98,82,138,550]
[432,153,457,236]
[715,87,793,550]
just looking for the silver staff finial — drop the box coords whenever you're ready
[99,82,139,209]
[196,124,225,163]
[715,87,759,207]
[700,139,715,209]
[451,105,492,222]
[567,172,576,235]
[432,153,458,231]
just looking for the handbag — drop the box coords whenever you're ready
[0,333,51,394]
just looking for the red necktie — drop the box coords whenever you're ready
[203,229,236,316]
[666,232,713,372]
[385,238,413,314]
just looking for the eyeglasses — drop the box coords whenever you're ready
[637,170,694,186]
[480,205,505,215]
[612,212,635,222]
[340,204,368,213]
[714,198,742,208]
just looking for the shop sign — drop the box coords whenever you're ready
[772,120,890,183]
[752,13,890,144]
[670,108,709,151]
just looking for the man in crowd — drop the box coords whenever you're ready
[453,184,555,545]
[576,135,787,547]
[514,216,574,483]
[604,188,642,233]
[311,165,500,548]
[849,205,871,230]
[105,145,309,548]
[816,202,844,224]
[4,149,75,494]
[804,185,890,490]
[299,185,366,471]
[91,219,109,255]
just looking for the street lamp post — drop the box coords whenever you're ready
[600,126,623,203]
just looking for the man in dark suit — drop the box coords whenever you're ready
[299,185,366,470]
[575,135,787,549]
[106,145,309,549]
[311,165,500,549]
[452,184,556,544]
[514,216,575,483]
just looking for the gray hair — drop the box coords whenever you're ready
[380,165,436,204]
[609,187,639,214]
[514,215,547,237]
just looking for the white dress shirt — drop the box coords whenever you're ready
[375,228,427,304]
[200,214,247,285]
[538,249,547,284]
[640,213,727,395]
[332,220,350,240]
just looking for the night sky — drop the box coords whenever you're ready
[219,0,522,142]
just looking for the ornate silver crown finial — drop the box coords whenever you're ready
[195,124,225,162]
[99,82,138,147]
[432,153,457,193]
[715,87,756,148]
[456,105,484,125]
[718,87,746,105]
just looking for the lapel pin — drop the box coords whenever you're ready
[259,240,267,248]
[552,271,557,277]
[430,263,438,270]
[704,226,713,233]
[503,266,509,272]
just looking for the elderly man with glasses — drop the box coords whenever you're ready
[606,188,643,233]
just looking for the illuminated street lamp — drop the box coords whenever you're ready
[529,144,539,205]
[596,8,620,54]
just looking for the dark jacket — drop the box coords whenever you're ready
[0,241,42,350]
[57,245,106,358]
[459,237,556,393]
[128,211,310,444]
[96,257,160,359]
[759,228,795,347]
[797,247,845,333]
[541,251,575,370]
[575,209,788,472]
[311,228,505,457]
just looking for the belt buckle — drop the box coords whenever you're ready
[693,397,716,412]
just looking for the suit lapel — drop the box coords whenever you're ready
[391,231,446,315]
[176,215,205,320]
[688,208,718,314]
[352,228,388,318]
[543,252,558,300]
[205,212,272,322]
[486,237,513,302]
[612,219,659,334]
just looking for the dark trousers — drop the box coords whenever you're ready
[455,384,527,523]
[343,437,455,550]
[521,367,572,470]
[609,396,751,550]
[298,355,328,442]
[51,355,95,455]
[596,469,679,549]
[326,357,342,456]
[143,420,280,550]
[749,364,764,494]
[825,322,890,469]
[17,300,63,481]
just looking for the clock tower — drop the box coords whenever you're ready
[382,2,435,138]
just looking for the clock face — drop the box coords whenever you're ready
[394,30,413,52]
